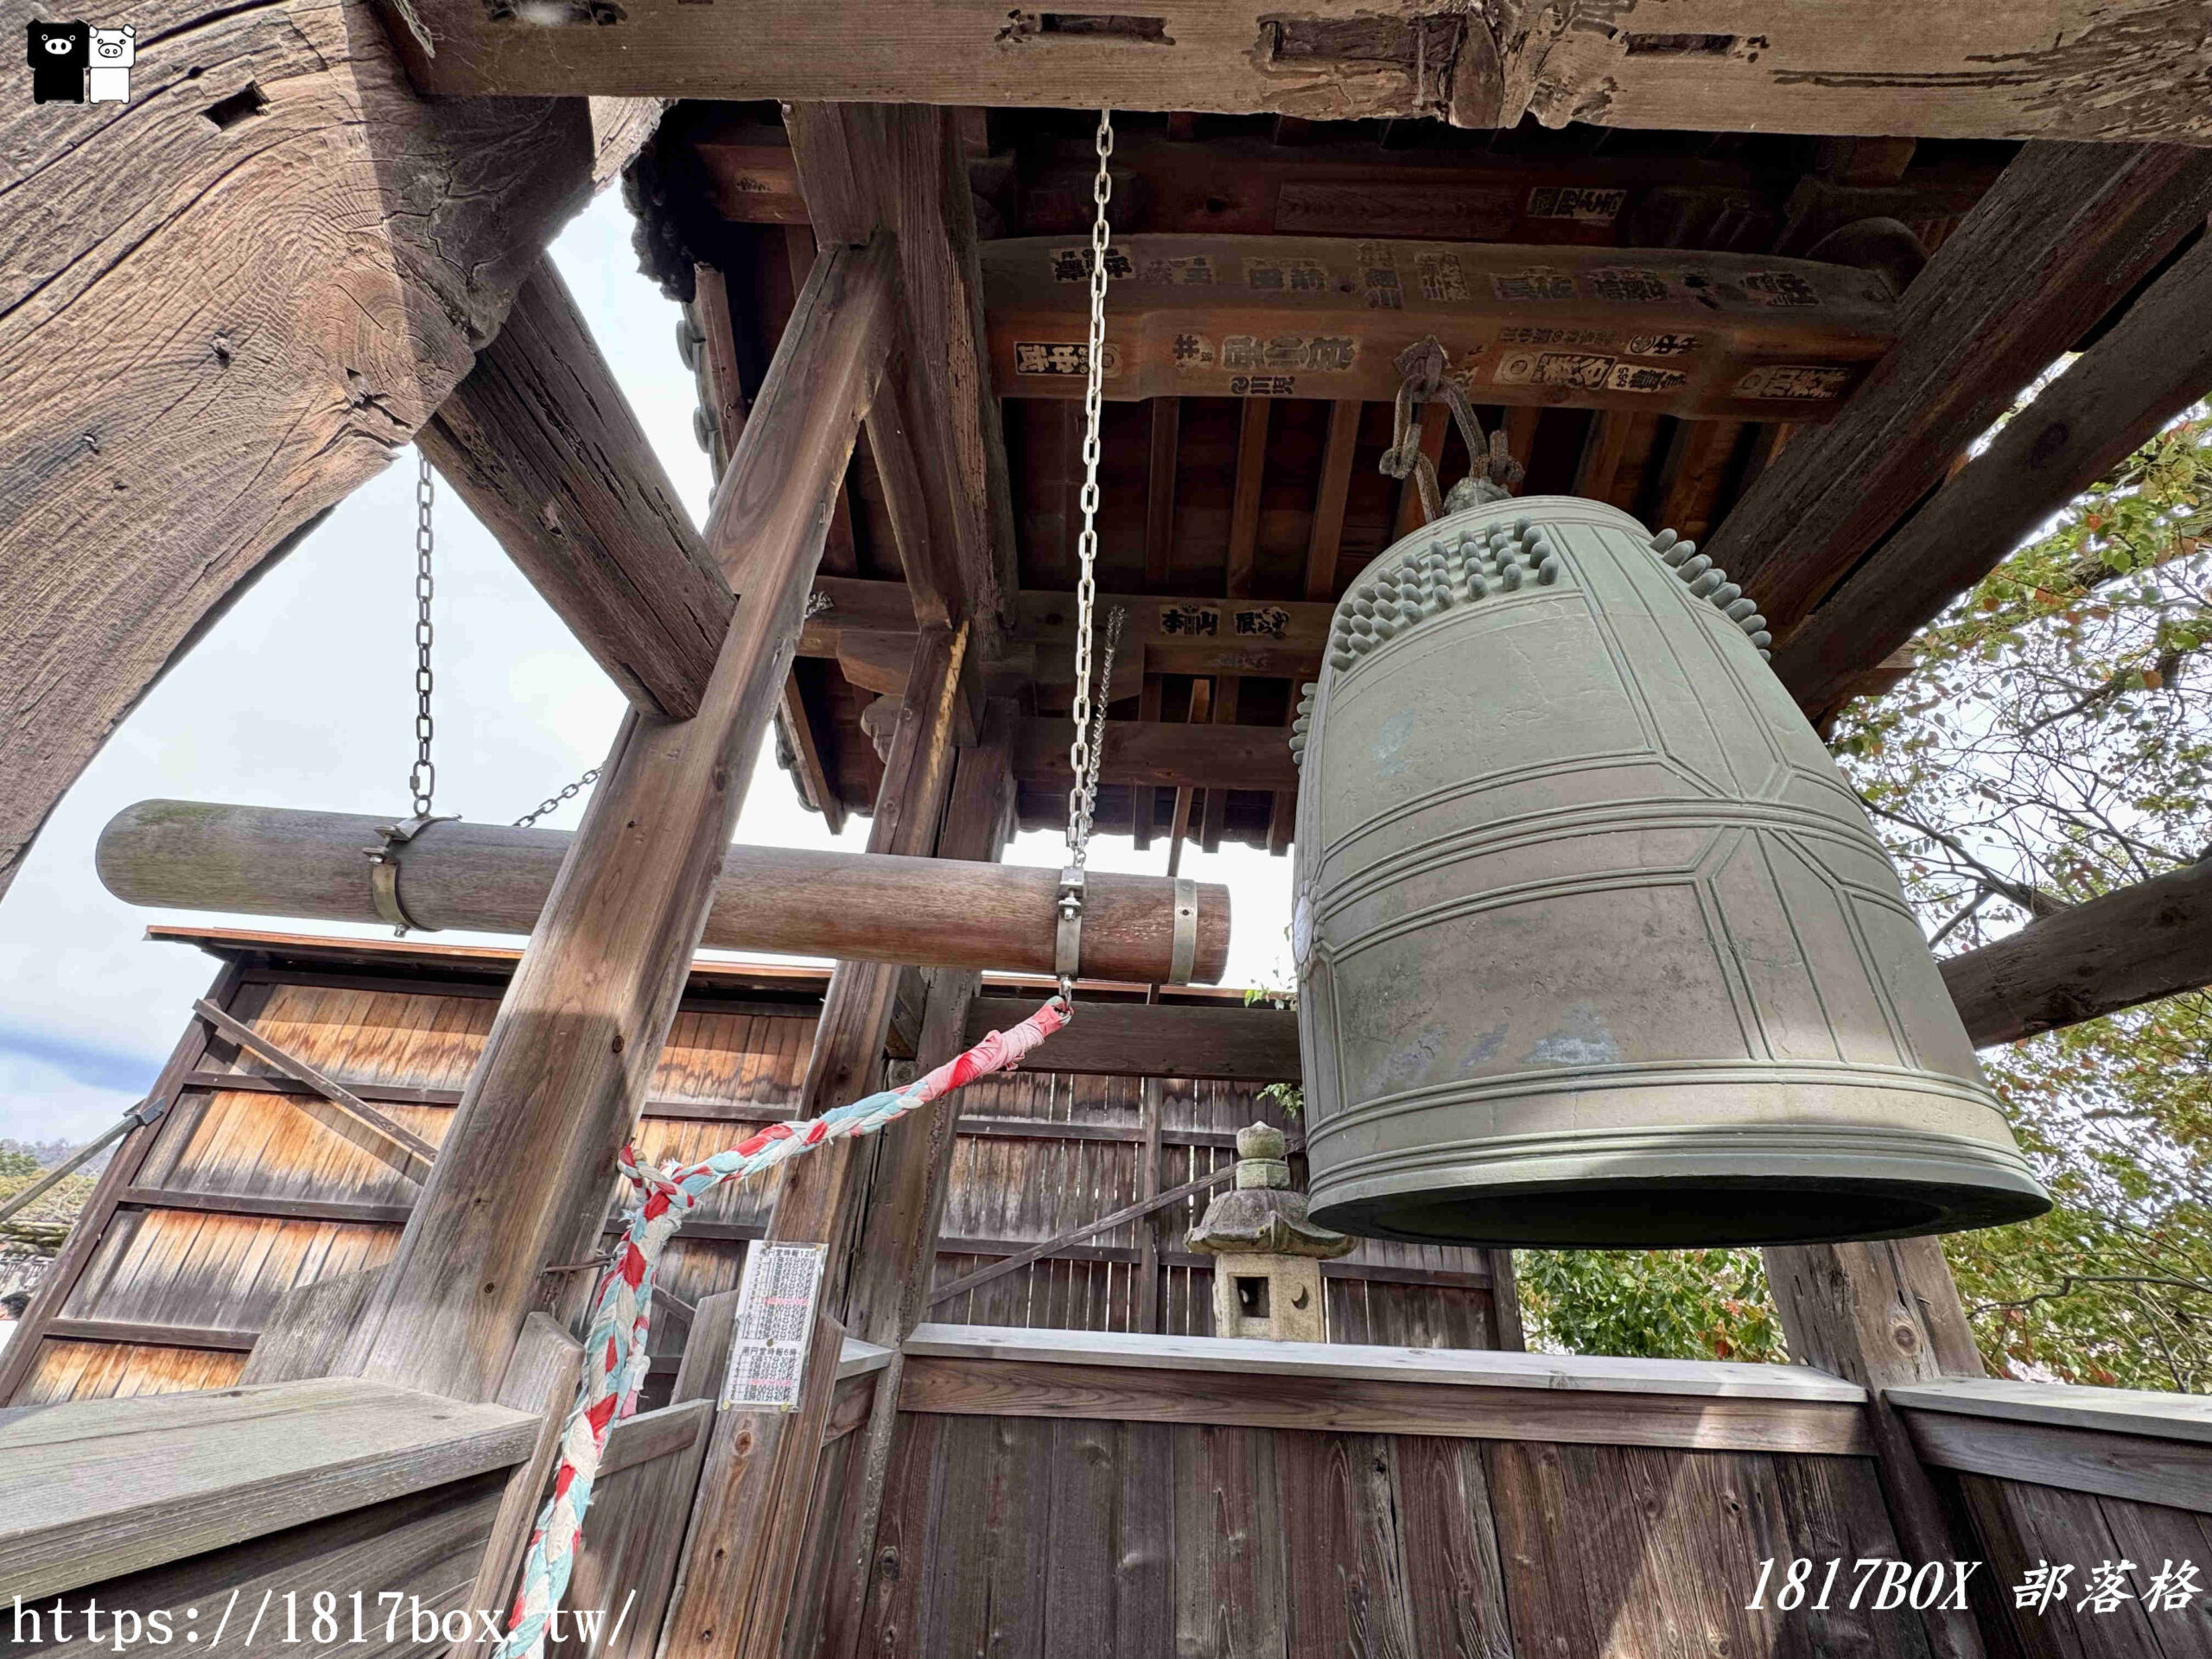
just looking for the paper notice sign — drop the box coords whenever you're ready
[719,1240,828,1412]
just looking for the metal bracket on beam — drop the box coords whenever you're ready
[1169,877,1198,985]
[1055,866,1085,1007]
[363,813,455,937]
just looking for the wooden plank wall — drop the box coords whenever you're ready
[931,1065,1501,1345]
[7,950,1498,1406]
[855,1412,1927,1658]
[1950,1475,2212,1659]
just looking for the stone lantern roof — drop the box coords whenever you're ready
[1185,1123,1355,1261]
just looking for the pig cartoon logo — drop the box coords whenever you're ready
[86,22,130,99]
[27,19,89,103]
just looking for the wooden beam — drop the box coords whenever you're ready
[97,799,1233,986]
[1206,397,1273,853]
[779,666,849,836]
[0,1377,540,1603]
[1708,143,2212,635]
[418,258,733,720]
[786,104,1017,652]
[0,3,593,900]
[816,707,1018,1657]
[344,239,897,1403]
[190,998,436,1182]
[1777,232,2212,715]
[1899,1404,2212,1517]
[694,252,849,832]
[963,997,1300,1083]
[1573,410,1635,503]
[664,620,969,1659]
[988,235,1895,419]
[1015,715,1300,793]
[1014,130,1999,245]
[806,576,1338,683]
[1304,400,1363,602]
[385,2,2212,147]
[1144,397,1181,590]
[1942,857,2212,1048]
[893,1332,1872,1457]
[1760,1238,1989,1659]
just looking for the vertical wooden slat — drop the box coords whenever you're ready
[1302,401,1362,603]
[1144,398,1180,591]
[1201,399,1273,855]
[1132,673,1161,850]
[1763,1238,1989,1659]
[1573,410,1633,505]
[1135,1078,1165,1335]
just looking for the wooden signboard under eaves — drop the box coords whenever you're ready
[2,928,1505,1408]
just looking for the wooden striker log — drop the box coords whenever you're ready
[96,799,1230,984]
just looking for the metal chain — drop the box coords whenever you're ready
[407,453,437,818]
[1063,108,1116,874]
[513,766,601,829]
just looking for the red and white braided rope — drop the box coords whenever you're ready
[493,999,1067,1659]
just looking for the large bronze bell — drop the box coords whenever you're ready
[1288,494,2050,1249]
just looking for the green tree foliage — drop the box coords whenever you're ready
[1521,395,2212,1386]
[1516,1248,1786,1363]
[0,1146,97,1256]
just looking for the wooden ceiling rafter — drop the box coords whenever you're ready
[690,238,850,832]
[1203,396,1274,854]
[384,2,2212,149]
[1777,226,2212,719]
[1709,142,2212,638]
[784,103,1020,655]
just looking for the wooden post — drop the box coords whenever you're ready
[813,708,1020,1659]
[660,627,973,1659]
[0,0,598,900]
[343,239,897,1404]
[1136,1077,1166,1335]
[1763,1238,1989,1659]
[416,257,735,721]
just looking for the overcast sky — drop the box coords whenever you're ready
[0,190,1296,1149]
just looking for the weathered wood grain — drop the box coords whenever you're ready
[0,0,594,900]
[786,105,1017,653]
[194,998,437,1181]
[348,239,895,1404]
[30,1472,507,1659]
[238,1266,391,1385]
[666,621,969,1659]
[455,1313,584,1659]
[816,712,1019,1656]
[1708,143,2212,634]
[386,0,2212,147]
[965,995,1299,1084]
[1762,1237,1986,1659]
[100,800,1230,985]
[0,1377,538,1599]
[1942,859,2212,1048]
[1903,1410,2212,1516]
[418,257,734,719]
[899,1357,1874,1454]
[0,960,241,1403]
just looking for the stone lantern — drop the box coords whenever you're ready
[1186,1122,1355,1342]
